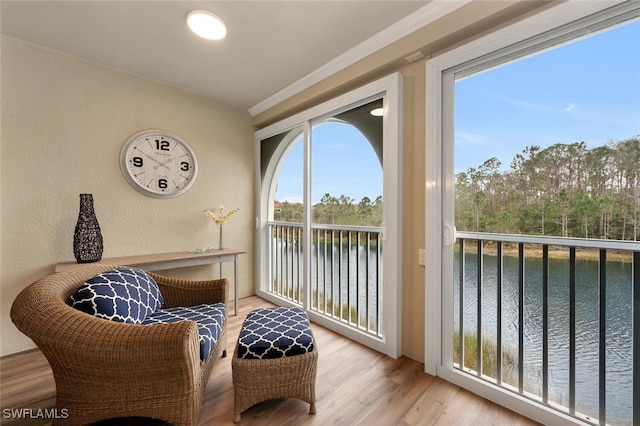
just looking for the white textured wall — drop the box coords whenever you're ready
[0,36,255,356]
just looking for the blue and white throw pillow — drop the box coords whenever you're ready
[69,268,164,324]
[237,307,314,360]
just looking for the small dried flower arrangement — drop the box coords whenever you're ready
[204,205,239,250]
[204,205,240,224]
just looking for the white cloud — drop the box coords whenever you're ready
[455,131,488,147]
[478,90,554,113]
[478,90,578,115]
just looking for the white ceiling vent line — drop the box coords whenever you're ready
[248,0,472,117]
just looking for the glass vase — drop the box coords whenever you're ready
[218,224,224,250]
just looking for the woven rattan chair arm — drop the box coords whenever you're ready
[150,272,229,308]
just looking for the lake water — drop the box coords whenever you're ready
[311,242,381,328]
[454,252,633,425]
[278,240,634,424]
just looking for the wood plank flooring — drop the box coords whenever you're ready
[1,296,540,426]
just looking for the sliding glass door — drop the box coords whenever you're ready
[426,2,639,425]
[256,74,402,357]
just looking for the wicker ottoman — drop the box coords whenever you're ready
[232,306,318,423]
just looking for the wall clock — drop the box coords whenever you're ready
[120,130,198,198]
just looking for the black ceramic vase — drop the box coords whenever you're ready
[73,194,103,263]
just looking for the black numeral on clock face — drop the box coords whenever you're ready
[180,162,190,171]
[158,179,168,189]
[132,157,143,167]
[155,140,170,151]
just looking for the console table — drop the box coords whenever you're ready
[55,249,246,315]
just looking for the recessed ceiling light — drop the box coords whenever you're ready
[370,108,384,117]
[187,10,227,41]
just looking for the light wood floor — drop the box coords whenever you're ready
[1,296,540,426]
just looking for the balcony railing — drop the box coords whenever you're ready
[267,223,639,424]
[455,231,639,426]
[267,221,382,338]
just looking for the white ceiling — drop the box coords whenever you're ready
[1,1,430,112]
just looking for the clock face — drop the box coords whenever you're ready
[120,130,198,198]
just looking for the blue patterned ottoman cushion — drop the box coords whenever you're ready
[237,307,314,360]
[143,303,226,361]
[69,268,164,324]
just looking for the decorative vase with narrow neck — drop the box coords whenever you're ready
[73,194,103,263]
[218,224,224,250]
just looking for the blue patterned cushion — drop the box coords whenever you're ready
[69,268,163,324]
[237,307,314,360]
[143,303,226,361]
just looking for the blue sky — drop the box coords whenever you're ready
[455,19,640,173]
[275,122,383,204]
[275,18,640,203]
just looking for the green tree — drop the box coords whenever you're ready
[454,138,638,241]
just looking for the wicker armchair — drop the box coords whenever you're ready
[10,264,228,426]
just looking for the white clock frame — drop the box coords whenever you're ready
[120,130,198,199]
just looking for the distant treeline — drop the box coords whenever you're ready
[274,138,639,240]
[274,194,383,227]
[456,137,640,241]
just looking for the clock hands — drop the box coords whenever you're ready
[136,150,176,171]
[138,150,164,167]
[154,157,175,171]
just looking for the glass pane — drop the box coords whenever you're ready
[452,18,639,424]
[310,98,383,334]
[272,133,304,222]
[262,126,304,303]
[454,20,640,239]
